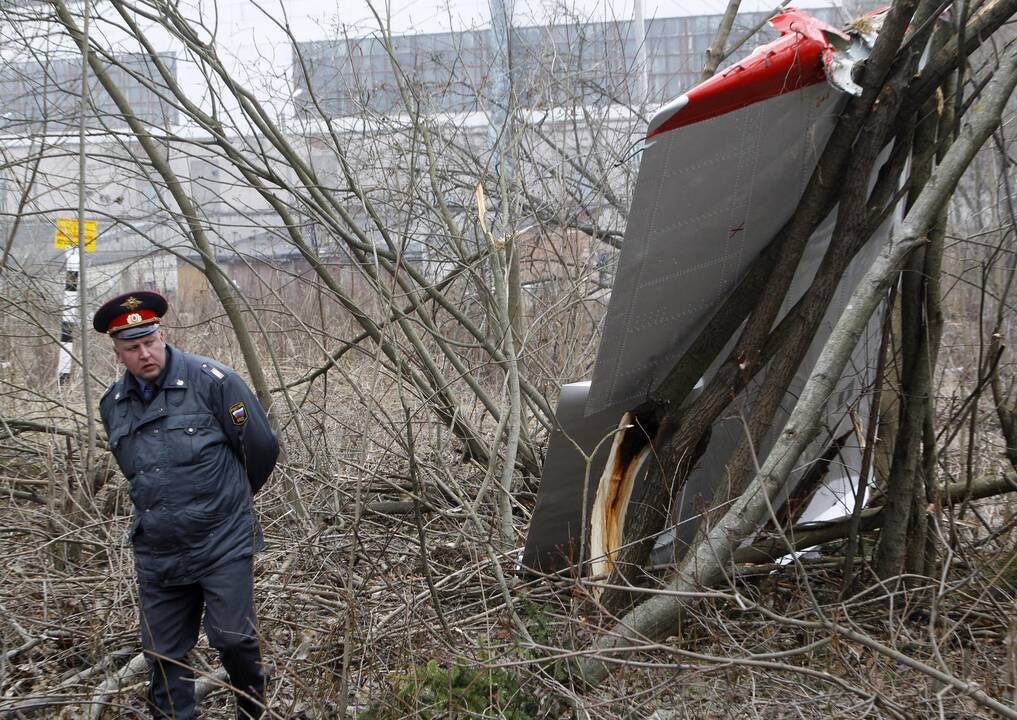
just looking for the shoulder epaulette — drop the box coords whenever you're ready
[198,361,231,384]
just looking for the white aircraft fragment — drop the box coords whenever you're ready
[523,8,891,574]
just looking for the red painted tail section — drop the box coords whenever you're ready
[647,9,847,138]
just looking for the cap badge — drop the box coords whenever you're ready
[120,296,143,310]
[127,312,142,325]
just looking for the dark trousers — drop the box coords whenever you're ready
[137,556,265,719]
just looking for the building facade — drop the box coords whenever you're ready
[292,6,843,118]
[0,52,179,134]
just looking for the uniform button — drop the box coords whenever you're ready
[139,470,145,475]
[145,508,151,513]
[153,429,159,434]
[154,467,160,472]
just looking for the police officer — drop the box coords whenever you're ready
[93,290,279,720]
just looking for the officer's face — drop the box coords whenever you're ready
[113,329,167,381]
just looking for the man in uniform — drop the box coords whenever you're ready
[93,290,279,719]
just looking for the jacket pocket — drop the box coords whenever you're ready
[108,428,137,479]
[163,413,229,505]
[179,506,226,541]
[163,413,219,467]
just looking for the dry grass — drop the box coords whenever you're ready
[2,300,1017,718]
[4,383,1017,719]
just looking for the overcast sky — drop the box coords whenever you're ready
[214,0,842,40]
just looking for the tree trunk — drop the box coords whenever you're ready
[700,0,742,81]
[874,83,950,580]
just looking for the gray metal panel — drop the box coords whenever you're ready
[521,382,623,573]
[648,207,888,565]
[586,83,846,415]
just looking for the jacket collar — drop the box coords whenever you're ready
[160,345,191,392]
[112,344,189,402]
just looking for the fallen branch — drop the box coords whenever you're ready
[0,417,80,439]
[735,471,1017,564]
[83,653,228,720]
[84,652,147,720]
[366,499,435,515]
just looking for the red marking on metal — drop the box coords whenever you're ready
[647,9,847,139]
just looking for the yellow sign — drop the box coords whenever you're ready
[54,218,97,252]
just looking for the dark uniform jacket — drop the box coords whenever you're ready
[100,345,279,587]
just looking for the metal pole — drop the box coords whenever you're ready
[634,0,648,105]
[58,249,77,383]
[77,0,97,494]
[488,0,512,170]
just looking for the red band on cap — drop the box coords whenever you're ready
[108,308,160,335]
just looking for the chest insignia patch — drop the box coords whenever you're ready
[230,402,248,426]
